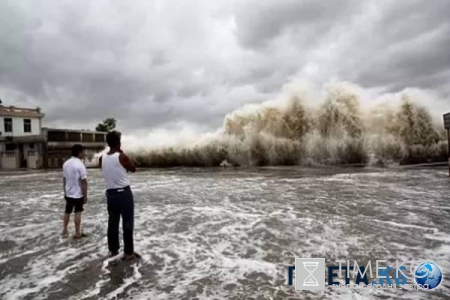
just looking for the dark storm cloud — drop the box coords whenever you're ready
[0,0,231,131]
[341,0,450,93]
[233,0,450,95]
[0,0,449,138]
[234,0,361,49]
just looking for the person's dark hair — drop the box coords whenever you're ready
[106,130,121,148]
[71,144,84,157]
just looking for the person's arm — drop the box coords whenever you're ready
[99,156,102,169]
[81,178,88,204]
[79,165,88,204]
[63,177,66,198]
[119,152,136,173]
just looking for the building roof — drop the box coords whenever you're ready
[0,105,44,118]
[43,128,108,134]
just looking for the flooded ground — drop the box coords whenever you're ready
[0,167,449,300]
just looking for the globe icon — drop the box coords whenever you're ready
[414,262,443,290]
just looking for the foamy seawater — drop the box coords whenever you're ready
[0,167,449,300]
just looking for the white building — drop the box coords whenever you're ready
[0,104,108,170]
[0,105,45,169]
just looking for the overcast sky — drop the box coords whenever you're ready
[0,0,449,146]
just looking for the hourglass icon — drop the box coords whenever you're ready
[295,258,325,290]
[303,262,319,286]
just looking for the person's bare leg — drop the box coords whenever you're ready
[62,213,70,235]
[74,212,82,238]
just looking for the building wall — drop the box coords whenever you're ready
[0,116,41,137]
[0,125,106,169]
[46,148,103,169]
[0,142,43,169]
[0,143,4,169]
[27,152,42,169]
[24,143,43,169]
[1,150,19,169]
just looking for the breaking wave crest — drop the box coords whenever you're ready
[131,81,448,167]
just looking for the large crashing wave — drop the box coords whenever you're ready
[132,81,448,167]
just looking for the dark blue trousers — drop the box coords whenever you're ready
[106,187,134,255]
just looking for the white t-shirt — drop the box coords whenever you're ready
[63,157,87,198]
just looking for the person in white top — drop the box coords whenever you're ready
[62,144,88,238]
[100,131,138,260]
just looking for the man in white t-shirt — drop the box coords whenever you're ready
[62,144,88,238]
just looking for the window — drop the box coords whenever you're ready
[24,119,31,133]
[5,144,16,151]
[29,143,35,149]
[4,118,12,132]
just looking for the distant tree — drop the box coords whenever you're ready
[96,118,116,132]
